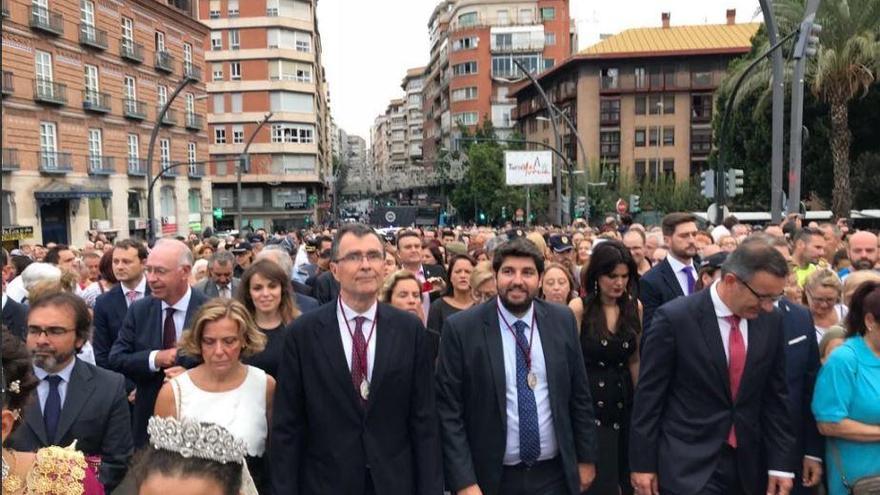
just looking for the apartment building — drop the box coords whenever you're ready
[421,0,575,172]
[199,0,331,232]
[340,132,369,196]
[512,11,758,186]
[1,0,210,247]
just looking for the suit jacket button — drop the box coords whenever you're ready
[599,361,605,367]
[617,402,623,409]
[598,401,605,408]
[595,419,602,426]
[622,342,629,349]
[598,381,605,388]
[601,339,608,346]
[613,422,620,430]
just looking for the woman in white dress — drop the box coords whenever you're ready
[154,298,274,494]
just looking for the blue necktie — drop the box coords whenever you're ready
[683,266,696,294]
[43,375,62,442]
[513,320,540,465]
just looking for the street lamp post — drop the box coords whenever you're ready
[537,106,589,219]
[236,112,273,232]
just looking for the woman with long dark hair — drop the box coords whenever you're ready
[427,255,475,337]
[568,240,642,495]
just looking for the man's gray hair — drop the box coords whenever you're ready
[21,262,62,290]
[155,238,194,268]
[721,236,789,281]
[208,250,235,267]
[256,246,294,278]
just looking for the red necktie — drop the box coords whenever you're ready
[726,315,745,447]
[163,307,177,350]
[126,290,138,305]
[350,316,367,406]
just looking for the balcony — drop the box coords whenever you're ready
[87,156,115,175]
[600,143,620,158]
[79,24,108,50]
[599,111,620,127]
[82,90,111,113]
[29,6,64,36]
[2,71,12,97]
[155,51,175,73]
[158,107,177,126]
[123,99,147,120]
[188,163,205,178]
[160,164,179,178]
[183,62,202,82]
[185,113,203,131]
[1,148,19,171]
[33,79,67,105]
[126,158,147,176]
[39,152,73,174]
[120,40,144,63]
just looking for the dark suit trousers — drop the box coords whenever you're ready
[700,445,745,495]
[499,458,568,495]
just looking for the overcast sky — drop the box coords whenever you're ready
[317,0,763,142]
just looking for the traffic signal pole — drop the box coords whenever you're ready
[759,0,787,224]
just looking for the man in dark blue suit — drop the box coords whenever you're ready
[631,238,797,495]
[109,238,207,447]
[638,213,700,335]
[93,239,149,370]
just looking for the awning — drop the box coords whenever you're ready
[34,181,112,202]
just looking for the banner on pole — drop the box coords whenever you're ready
[504,151,553,186]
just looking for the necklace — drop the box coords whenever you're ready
[339,298,377,400]
[497,303,539,390]
[2,450,24,494]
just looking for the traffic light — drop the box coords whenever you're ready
[700,170,715,199]
[212,207,223,220]
[629,195,641,214]
[793,15,822,58]
[479,211,486,222]
[726,168,744,197]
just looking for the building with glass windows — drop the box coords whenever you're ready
[1,0,210,247]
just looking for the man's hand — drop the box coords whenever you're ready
[429,276,447,294]
[801,458,823,488]
[127,389,136,403]
[456,484,482,495]
[631,472,659,495]
[578,463,596,492]
[163,366,186,381]
[155,348,178,369]
[767,475,793,495]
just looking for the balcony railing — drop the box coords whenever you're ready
[158,107,177,126]
[155,51,175,73]
[127,158,147,176]
[88,155,115,175]
[120,40,144,63]
[185,113,203,131]
[188,163,205,178]
[79,24,108,50]
[39,151,73,173]
[29,6,64,36]
[123,98,147,120]
[33,79,67,105]
[161,164,179,177]
[600,143,621,157]
[183,62,202,81]
[82,90,111,113]
[2,71,12,97]
[1,148,19,171]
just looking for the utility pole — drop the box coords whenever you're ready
[759,0,786,223]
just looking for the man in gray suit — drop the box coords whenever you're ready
[193,251,239,298]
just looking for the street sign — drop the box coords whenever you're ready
[504,151,553,185]
[706,203,731,223]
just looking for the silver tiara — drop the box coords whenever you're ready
[147,416,247,465]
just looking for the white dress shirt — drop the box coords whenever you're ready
[666,254,697,296]
[710,282,794,479]
[497,301,558,465]
[336,299,378,382]
[1,293,7,311]
[34,358,76,412]
[122,276,148,307]
[149,287,193,372]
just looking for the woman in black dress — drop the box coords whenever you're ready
[236,259,300,378]
[427,254,476,337]
[568,240,642,495]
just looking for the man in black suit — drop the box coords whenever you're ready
[108,238,208,447]
[271,223,442,495]
[192,250,239,298]
[436,238,598,495]
[9,290,132,492]
[630,238,797,495]
[397,230,446,317]
[93,239,149,369]
[639,212,700,335]
[2,247,28,340]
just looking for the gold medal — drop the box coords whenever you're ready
[360,379,370,400]
[527,372,538,390]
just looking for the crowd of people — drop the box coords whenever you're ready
[1,212,879,495]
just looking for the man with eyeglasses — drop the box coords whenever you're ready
[631,238,797,495]
[271,223,442,495]
[9,289,132,493]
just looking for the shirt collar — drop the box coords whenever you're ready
[161,287,193,313]
[124,276,147,295]
[33,357,76,382]
[709,280,735,319]
[496,297,535,328]
[339,298,378,323]
[666,254,694,273]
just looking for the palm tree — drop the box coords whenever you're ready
[721,0,880,218]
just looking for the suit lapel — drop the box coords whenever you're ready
[482,303,507,432]
[366,304,393,412]
[698,291,732,401]
[661,259,684,297]
[739,315,768,401]
[150,298,163,349]
[55,360,95,442]
[315,303,363,413]
[534,302,562,424]
[183,292,205,328]
[23,393,48,445]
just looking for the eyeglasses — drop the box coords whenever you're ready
[807,293,838,305]
[319,250,332,259]
[736,276,784,303]
[334,250,384,264]
[27,326,75,338]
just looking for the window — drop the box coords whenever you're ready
[451,87,477,101]
[491,54,540,78]
[634,160,646,182]
[272,187,307,208]
[458,12,477,27]
[452,62,477,76]
[692,71,712,87]
[83,64,99,94]
[230,62,241,80]
[232,125,244,144]
[528,118,538,133]
[187,142,196,165]
[663,159,675,181]
[634,67,646,89]
[634,128,646,147]
[157,85,168,106]
[269,91,314,112]
[209,0,220,18]
[295,33,311,52]
[540,7,555,20]
[601,68,619,89]
[544,33,556,45]
[183,43,193,67]
[691,94,713,122]
[212,63,223,81]
[452,36,478,51]
[663,94,675,114]
[227,0,239,16]
[496,9,509,24]
[81,0,95,29]
[662,126,675,146]
[229,30,240,50]
[635,96,646,115]
[494,33,512,50]
[663,66,676,87]
[599,99,620,124]
[600,131,620,157]
[266,0,279,16]
[128,190,143,218]
[267,28,310,51]
[159,139,170,167]
[648,94,662,115]
[213,94,225,113]
[121,17,133,44]
[691,128,712,153]
[491,104,513,128]
[454,112,478,126]
[188,188,200,213]
[230,93,242,113]
[160,186,175,217]
[35,50,53,83]
[269,60,312,82]
[214,128,227,144]
[648,127,659,146]
[88,129,102,167]
[211,32,222,50]
[127,134,139,164]
[272,154,316,174]
[241,188,263,208]
[543,59,554,70]
[270,123,315,143]
[518,8,531,23]
[155,31,166,54]
[39,122,57,169]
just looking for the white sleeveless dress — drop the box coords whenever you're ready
[171,365,268,457]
